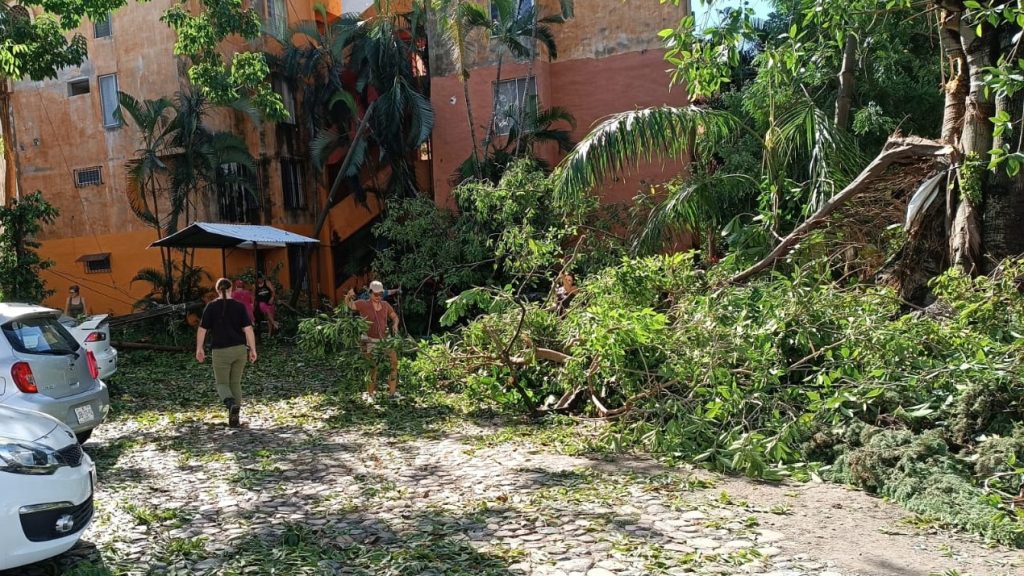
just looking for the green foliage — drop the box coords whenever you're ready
[297,306,369,359]
[374,160,622,333]
[161,0,285,120]
[0,191,58,303]
[409,254,1024,544]
[276,1,433,197]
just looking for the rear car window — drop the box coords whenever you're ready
[3,315,81,355]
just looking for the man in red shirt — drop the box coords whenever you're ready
[345,280,400,401]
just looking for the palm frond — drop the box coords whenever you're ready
[554,106,741,206]
[773,98,862,210]
[633,172,757,255]
[311,128,343,169]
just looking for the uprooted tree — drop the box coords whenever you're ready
[554,1,1024,297]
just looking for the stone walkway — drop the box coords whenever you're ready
[9,402,1023,576]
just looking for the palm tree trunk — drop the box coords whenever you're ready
[1,80,22,207]
[312,101,378,242]
[949,19,995,273]
[462,73,483,178]
[481,52,505,155]
[833,33,857,130]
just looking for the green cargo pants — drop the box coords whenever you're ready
[211,345,247,404]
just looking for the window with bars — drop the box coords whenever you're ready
[216,163,259,223]
[281,158,306,210]
[492,76,538,136]
[98,74,121,128]
[94,13,111,38]
[78,253,112,274]
[74,166,103,187]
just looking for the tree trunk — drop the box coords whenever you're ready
[462,73,483,178]
[730,137,953,284]
[480,52,504,156]
[0,80,21,207]
[834,33,857,130]
[939,10,967,145]
[311,101,377,242]
[949,20,995,273]
[983,81,1024,271]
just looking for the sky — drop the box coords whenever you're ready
[691,0,773,23]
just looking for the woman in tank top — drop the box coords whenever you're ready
[65,285,89,318]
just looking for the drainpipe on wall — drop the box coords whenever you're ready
[0,78,24,207]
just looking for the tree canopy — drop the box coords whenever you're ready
[0,0,284,119]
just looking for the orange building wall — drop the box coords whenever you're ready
[549,50,689,204]
[429,0,690,207]
[12,0,184,241]
[430,49,688,207]
[13,0,336,314]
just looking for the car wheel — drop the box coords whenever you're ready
[75,430,93,444]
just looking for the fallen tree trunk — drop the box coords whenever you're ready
[112,341,188,352]
[729,137,953,285]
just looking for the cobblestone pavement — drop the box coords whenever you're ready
[7,398,1023,576]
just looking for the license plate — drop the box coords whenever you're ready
[75,405,95,424]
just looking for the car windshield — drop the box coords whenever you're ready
[3,315,81,355]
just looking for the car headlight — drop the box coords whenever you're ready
[0,437,64,475]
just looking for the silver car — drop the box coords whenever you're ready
[0,304,110,443]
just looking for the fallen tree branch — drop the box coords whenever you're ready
[112,341,188,352]
[729,137,953,285]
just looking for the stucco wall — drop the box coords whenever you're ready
[430,48,688,207]
[429,0,687,77]
[12,0,184,242]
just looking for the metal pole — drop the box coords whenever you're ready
[221,248,227,278]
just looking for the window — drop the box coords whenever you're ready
[264,0,286,38]
[68,79,90,96]
[74,166,103,187]
[274,78,296,124]
[98,74,121,128]
[3,316,80,356]
[492,76,537,135]
[281,158,306,210]
[216,163,259,223]
[77,253,112,274]
[94,13,111,38]
[491,0,533,20]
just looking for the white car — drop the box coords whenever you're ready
[0,405,96,571]
[60,315,117,380]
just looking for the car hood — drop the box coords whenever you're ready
[0,405,62,444]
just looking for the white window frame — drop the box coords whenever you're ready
[98,74,121,128]
[265,0,286,38]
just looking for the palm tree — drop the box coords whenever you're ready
[119,93,176,300]
[479,0,563,155]
[276,1,434,201]
[433,0,492,178]
[459,104,577,183]
[552,97,858,257]
[120,87,255,303]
